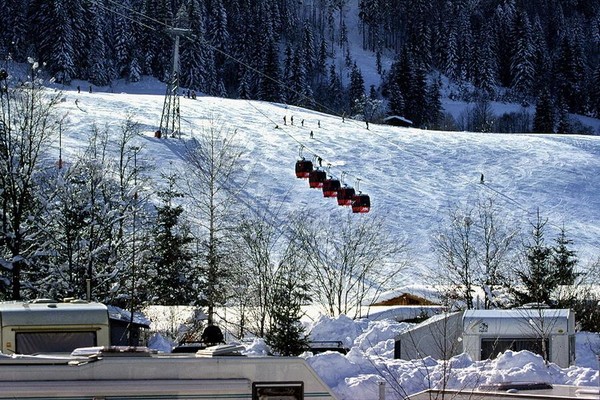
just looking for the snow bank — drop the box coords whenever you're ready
[300,315,600,400]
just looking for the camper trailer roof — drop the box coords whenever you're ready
[0,301,109,326]
[463,309,573,335]
[408,384,598,400]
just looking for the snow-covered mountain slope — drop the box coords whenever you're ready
[54,80,600,276]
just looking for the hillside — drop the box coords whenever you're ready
[55,78,600,279]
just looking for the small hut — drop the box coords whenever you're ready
[383,115,413,127]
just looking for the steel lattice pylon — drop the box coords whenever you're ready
[159,29,190,138]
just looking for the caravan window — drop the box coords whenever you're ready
[16,331,97,354]
[481,337,549,360]
[252,382,303,400]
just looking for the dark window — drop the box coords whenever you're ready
[569,335,576,364]
[481,337,549,361]
[16,331,97,354]
[252,382,303,400]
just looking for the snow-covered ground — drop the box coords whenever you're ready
[53,77,600,278]
[298,316,600,399]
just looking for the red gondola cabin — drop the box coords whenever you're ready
[351,193,370,213]
[308,169,327,188]
[322,179,341,197]
[337,186,356,206]
[295,159,313,178]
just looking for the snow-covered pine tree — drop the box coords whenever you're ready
[407,65,428,127]
[513,210,555,306]
[554,34,586,115]
[493,0,517,88]
[207,0,229,58]
[301,21,316,78]
[114,0,135,79]
[265,263,310,357]
[472,22,497,96]
[281,44,294,102]
[533,89,555,133]
[531,16,551,97]
[237,69,252,100]
[510,9,535,96]
[148,172,195,305]
[325,64,344,113]
[552,227,578,286]
[555,100,571,134]
[425,74,443,128]
[590,62,600,118]
[50,0,76,84]
[348,62,365,115]
[258,35,283,103]
[87,0,111,86]
[287,51,313,108]
[180,0,205,91]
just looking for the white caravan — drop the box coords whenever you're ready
[462,308,576,367]
[0,346,338,400]
[0,300,111,354]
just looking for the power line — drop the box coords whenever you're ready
[100,0,372,188]
[102,0,361,127]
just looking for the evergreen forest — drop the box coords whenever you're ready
[2,0,600,132]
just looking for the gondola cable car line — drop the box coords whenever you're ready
[96,1,600,260]
[92,1,535,217]
[242,99,369,203]
[99,0,375,201]
[99,0,485,205]
[101,1,552,223]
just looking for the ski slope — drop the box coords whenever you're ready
[54,78,600,277]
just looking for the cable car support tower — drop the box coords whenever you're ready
[159,27,191,138]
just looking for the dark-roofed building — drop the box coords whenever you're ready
[383,115,413,127]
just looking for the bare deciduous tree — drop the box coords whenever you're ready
[292,212,408,318]
[184,121,247,325]
[0,64,59,299]
[235,209,282,337]
[432,197,518,309]
[433,206,477,309]
[475,197,518,308]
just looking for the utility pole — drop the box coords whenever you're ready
[159,27,191,139]
[129,146,140,346]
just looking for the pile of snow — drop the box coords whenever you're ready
[301,315,600,400]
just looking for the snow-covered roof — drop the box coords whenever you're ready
[363,305,445,321]
[383,115,413,124]
[367,284,445,305]
[107,305,151,327]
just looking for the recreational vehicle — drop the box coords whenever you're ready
[0,346,338,399]
[0,300,152,354]
[394,311,463,360]
[462,308,575,368]
[0,300,111,354]
[394,308,576,368]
